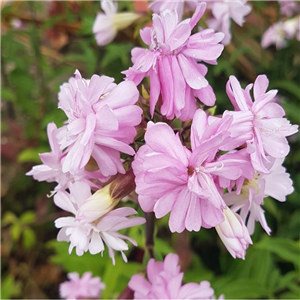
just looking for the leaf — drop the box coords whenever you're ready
[1,275,22,299]
[2,212,17,226]
[79,17,95,35]
[11,223,22,241]
[213,278,269,299]
[155,237,174,256]
[269,80,300,100]
[47,240,107,275]
[18,148,47,163]
[20,211,36,224]
[1,87,15,102]
[23,228,36,249]
[255,236,300,267]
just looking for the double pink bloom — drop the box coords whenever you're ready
[133,109,253,233]
[57,70,142,177]
[226,75,298,173]
[60,272,105,300]
[123,3,224,120]
[129,253,220,299]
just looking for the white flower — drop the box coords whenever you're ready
[93,0,140,46]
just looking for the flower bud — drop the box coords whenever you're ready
[78,169,136,223]
[215,207,252,259]
[78,184,117,223]
[113,12,140,31]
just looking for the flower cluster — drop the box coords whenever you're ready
[133,74,297,259]
[59,272,105,300]
[27,70,146,263]
[129,253,222,299]
[27,3,298,298]
[123,3,224,121]
[149,0,252,45]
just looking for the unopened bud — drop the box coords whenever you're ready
[78,184,117,223]
[78,169,136,223]
[216,207,252,259]
[110,169,136,200]
[113,12,140,31]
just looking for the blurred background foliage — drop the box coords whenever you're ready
[1,1,299,299]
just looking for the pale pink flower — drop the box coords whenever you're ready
[26,123,104,194]
[149,0,200,20]
[129,253,217,299]
[223,157,294,235]
[57,70,142,177]
[261,17,300,49]
[215,207,252,259]
[133,109,253,233]
[226,75,298,173]
[59,272,105,300]
[54,181,145,264]
[206,0,251,45]
[123,4,224,121]
[278,1,300,17]
[93,0,140,46]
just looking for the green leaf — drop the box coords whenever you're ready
[20,211,36,224]
[23,228,36,249]
[155,237,174,256]
[269,80,300,100]
[255,237,300,267]
[47,240,107,275]
[213,278,269,299]
[11,223,22,241]
[2,212,17,226]
[79,17,95,35]
[1,87,15,102]
[1,275,22,299]
[18,148,47,163]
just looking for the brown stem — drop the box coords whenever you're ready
[145,212,155,258]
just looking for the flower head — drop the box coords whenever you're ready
[224,157,294,235]
[226,74,298,172]
[278,0,300,17]
[129,253,217,299]
[206,0,252,45]
[123,4,224,121]
[59,272,105,300]
[54,181,146,264]
[26,122,104,194]
[149,0,200,20]
[262,17,300,49]
[57,70,142,177]
[133,109,252,234]
[93,0,140,46]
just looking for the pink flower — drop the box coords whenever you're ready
[262,17,300,49]
[54,181,145,264]
[226,75,298,173]
[149,0,200,20]
[133,109,253,233]
[206,0,251,45]
[215,207,252,259]
[129,253,217,299]
[223,157,294,235]
[26,123,104,194]
[93,0,140,46]
[57,70,142,177]
[278,0,300,17]
[123,4,224,121]
[59,272,105,300]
